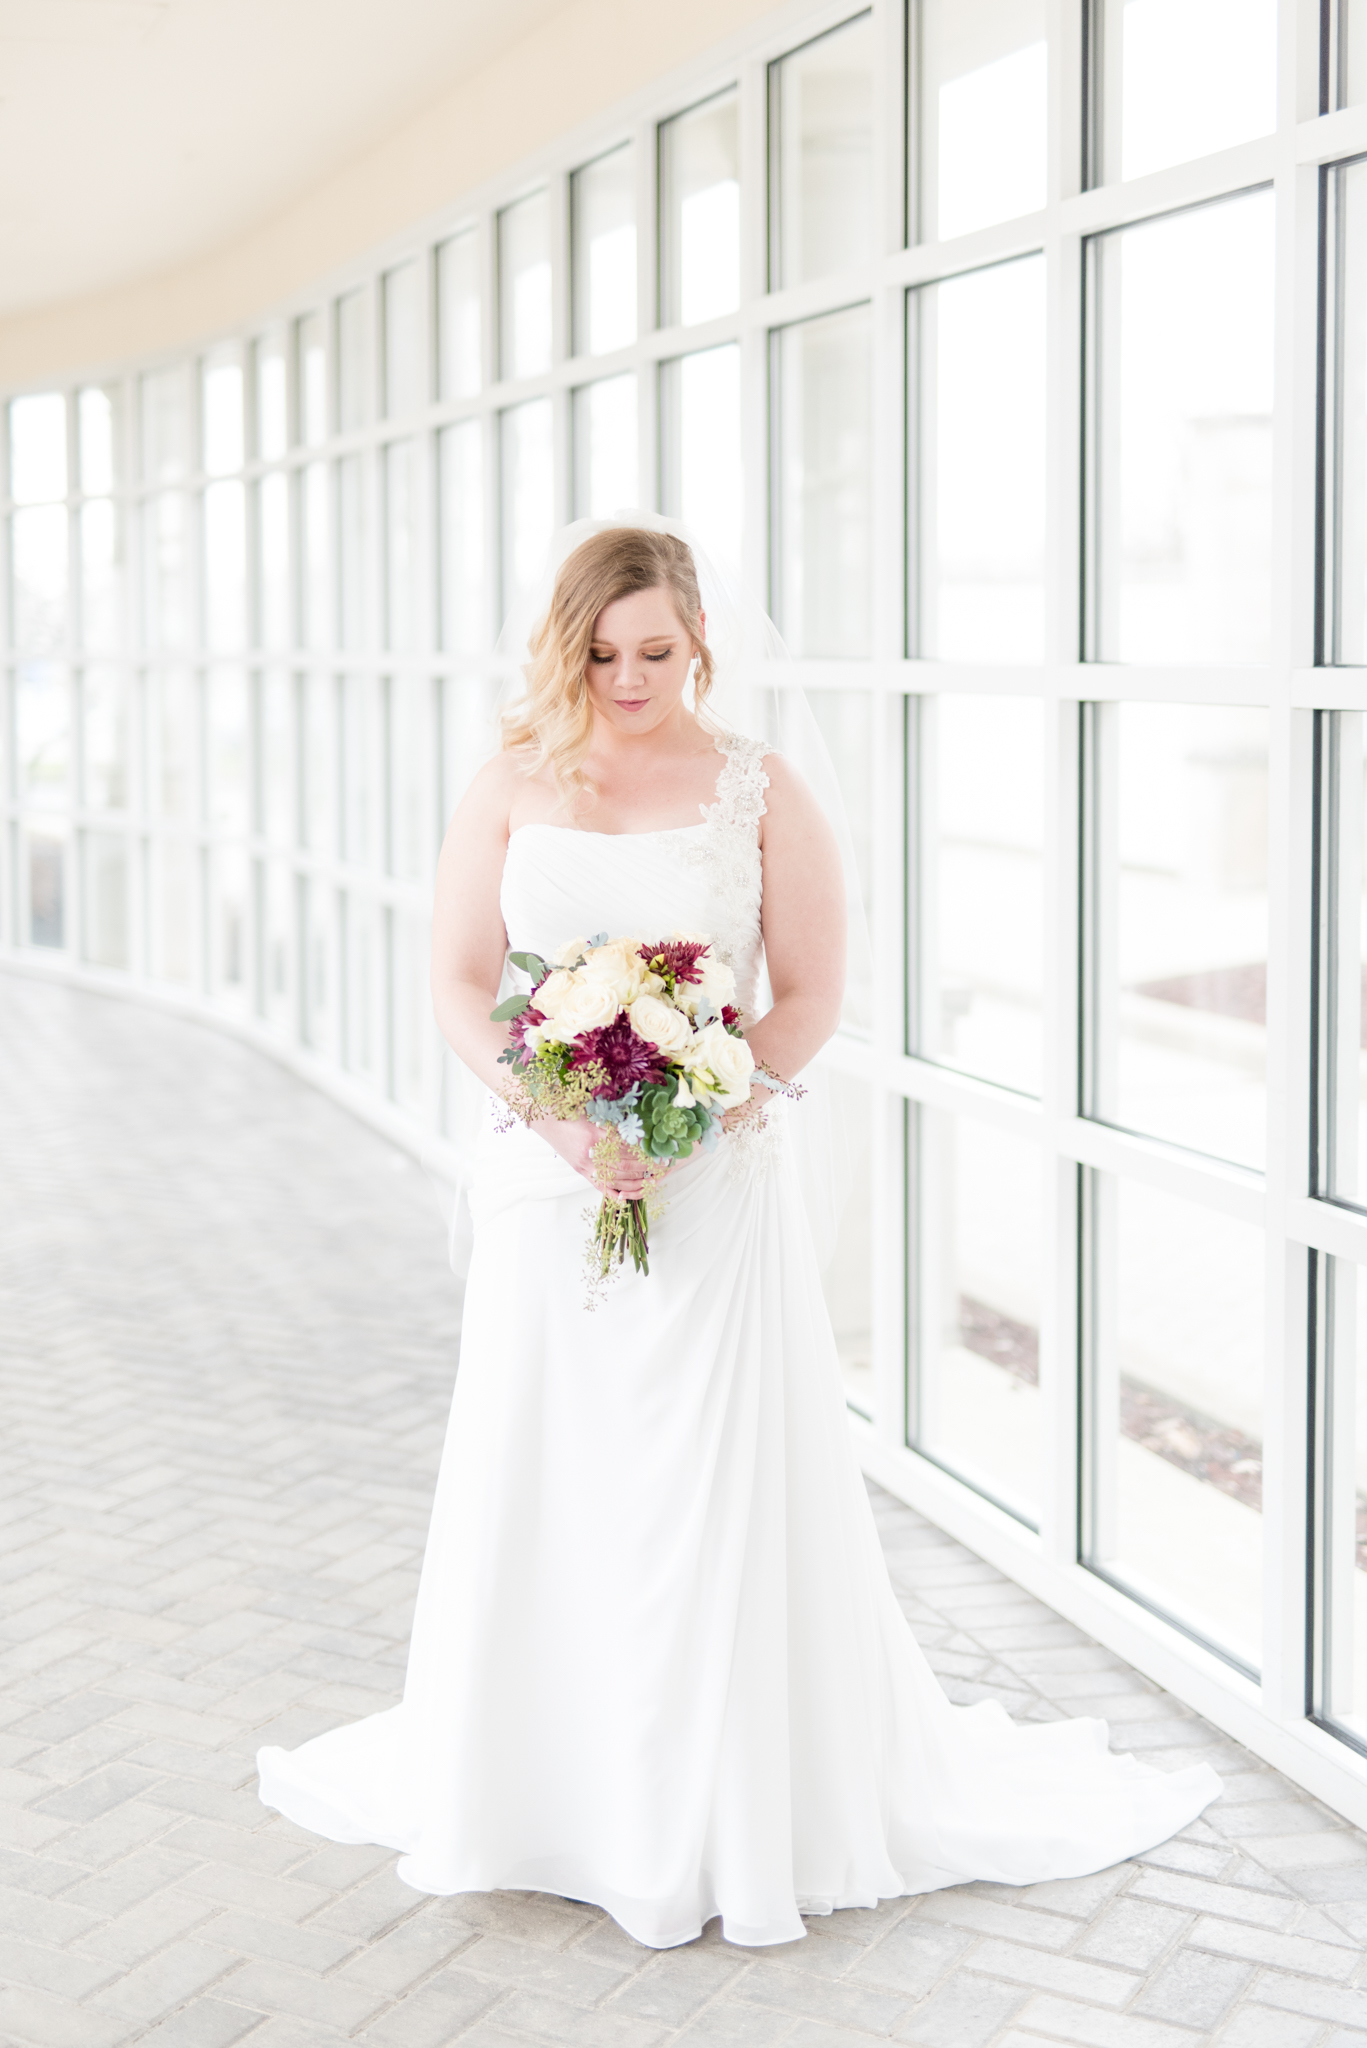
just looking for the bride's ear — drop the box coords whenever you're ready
[697,608,707,645]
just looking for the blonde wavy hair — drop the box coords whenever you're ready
[501,527,715,807]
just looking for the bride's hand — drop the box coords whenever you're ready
[533,1118,654,1199]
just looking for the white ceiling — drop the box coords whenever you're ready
[0,0,570,318]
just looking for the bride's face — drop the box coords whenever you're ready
[585,585,704,736]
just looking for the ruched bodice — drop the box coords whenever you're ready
[500,732,771,1016]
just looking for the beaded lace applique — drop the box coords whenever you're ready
[657,732,769,1002]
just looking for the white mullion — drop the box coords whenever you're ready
[1261,0,1326,1702]
[738,54,769,617]
[1042,0,1085,1570]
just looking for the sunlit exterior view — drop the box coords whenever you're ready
[9,0,1367,1831]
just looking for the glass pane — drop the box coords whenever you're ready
[143,493,191,651]
[301,462,330,650]
[383,262,422,418]
[337,291,367,433]
[261,670,296,844]
[438,419,485,655]
[16,663,68,809]
[1096,0,1276,183]
[83,665,128,810]
[1314,1258,1367,1742]
[393,913,431,1110]
[1088,1176,1264,1673]
[78,387,117,495]
[1322,713,1367,1204]
[338,455,365,650]
[254,331,288,460]
[209,667,249,834]
[302,879,338,1055]
[83,830,128,968]
[151,669,197,819]
[572,143,636,357]
[303,673,337,855]
[1338,0,1367,106]
[437,230,481,399]
[141,366,191,485]
[344,894,380,1079]
[388,675,430,879]
[1088,189,1274,665]
[260,859,295,1032]
[80,500,122,653]
[27,829,65,948]
[914,1109,1042,1527]
[499,190,552,381]
[10,393,67,503]
[771,304,872,657]
[769,14,874,290]
[660,90,740,327]
[918,695,1044,1096]
[659,345,742,576]
[297,312,327,445]
[806,689,873,1031]
[385,440,418,652]
[1329,160,1367,664]
[917,256,1045,662]
[442,673,504,818]
[1089,701,1269,1170]
[12,505,69,654]
[202,348,244,475]
[212,843,248,997]
[152,839,195,983]
[204,480,247,651]
[258,472,291,650]
[342,676,378,869]
[919,0,1046,241]
[500,398,554,623]
[572,373,638,518]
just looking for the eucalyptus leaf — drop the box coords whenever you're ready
[507,950,547,980]
[490,994,531,1022]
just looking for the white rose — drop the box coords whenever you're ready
[531,969,576,1020]
[683,1020,754,1108]
[551,936,590,967]
[581,936,648,1003]
[538,972,620,1041]
[628,994,694,1057]
[671,942,735,1015]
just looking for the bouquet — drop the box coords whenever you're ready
[490,932,755,1283]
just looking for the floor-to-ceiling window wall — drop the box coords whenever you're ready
[9,0,1367,1822]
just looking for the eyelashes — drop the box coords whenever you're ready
[588,649,676,665]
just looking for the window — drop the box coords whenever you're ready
[8,0,1367,1824]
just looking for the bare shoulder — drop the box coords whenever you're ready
[757,749,826,827]
[450,749,528,834]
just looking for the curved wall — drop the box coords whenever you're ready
[0,0,785,390]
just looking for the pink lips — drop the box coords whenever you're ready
[615,699,649,711]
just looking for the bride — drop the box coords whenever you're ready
[257,520,1219,1950]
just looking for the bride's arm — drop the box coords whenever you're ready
[741,754,847,1100]
[429,756,650,1197]
[430,755,525,1094]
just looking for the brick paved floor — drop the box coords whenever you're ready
[4,971,1367,2048]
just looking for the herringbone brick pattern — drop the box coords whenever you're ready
[3,970,1366,2048]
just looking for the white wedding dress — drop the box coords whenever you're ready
[257,732,1220,1949]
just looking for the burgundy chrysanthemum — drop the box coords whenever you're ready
[571,1015,668,1098]
[721,1004,742,1034]
[507,1005,545,1056]
[639,937,709,986]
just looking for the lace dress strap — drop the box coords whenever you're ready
[712,732,771,834]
